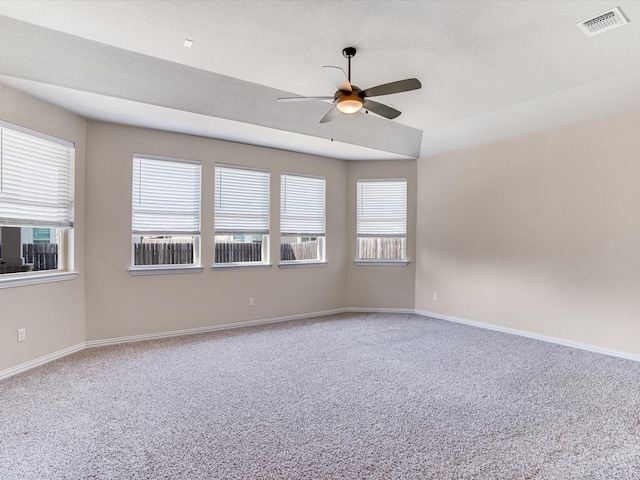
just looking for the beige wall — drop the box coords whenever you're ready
[346,160,417,309]
[7,81,640,374]
[416,110,640,356]
[84,121,348,340]
[0,85,86,372]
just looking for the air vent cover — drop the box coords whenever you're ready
[578,7,628,37]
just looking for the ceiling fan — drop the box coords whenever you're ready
[277,47,422,123]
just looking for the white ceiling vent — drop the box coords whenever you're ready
[578,7,628,37]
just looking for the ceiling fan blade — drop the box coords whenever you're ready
[323,66,352,92]
[363,100,401,119]
[277,96,335,103]
[319,106,340,124]
[362,78,421,98]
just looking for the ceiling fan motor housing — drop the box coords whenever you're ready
[342,47,357,58]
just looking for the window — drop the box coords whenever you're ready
[356,179,407,262]
[214,164,270,265]
[280,173,326,263]
[132,156,201,269]
[0,121,75,276]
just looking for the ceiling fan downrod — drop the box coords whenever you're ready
[342,47,356,83]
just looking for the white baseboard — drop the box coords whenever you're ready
[344,307,416,314]
[0,343,85,381]
[85,308,348,348]
[4,307,638,381]
[1,308,348,381]
[415,309,640,363]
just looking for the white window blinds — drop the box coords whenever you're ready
[215,164,270,234]
[132,156,201,235]
[0,124,75,228]
[357,179,407,237]
[281,173,326,236]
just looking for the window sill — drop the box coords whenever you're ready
[0,271,79,289]
[213,263,273,271]
[354,260,409,267]
[128,266,203,276]
[278,261,328,269]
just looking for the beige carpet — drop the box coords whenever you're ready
[1,312,640,479]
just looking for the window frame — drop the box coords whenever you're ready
[0,120,77,288]
[129,154,202,275]
[279,172,327,266]
[355,178,408,266]
[214,163,271,268]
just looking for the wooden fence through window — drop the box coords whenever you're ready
[280,241,318,261]
[134,242,194,265]
[23,243,58,271]
[358,237,404,259]
[215,242,262,263]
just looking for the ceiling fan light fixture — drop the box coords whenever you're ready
[336,95,364,114]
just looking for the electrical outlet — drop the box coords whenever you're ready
[248,297,254,307]
[17,328,26,342]
[433,293,438,301]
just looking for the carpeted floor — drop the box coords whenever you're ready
[1,312,640,479]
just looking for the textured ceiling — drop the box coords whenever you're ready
[0,0,639,160]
